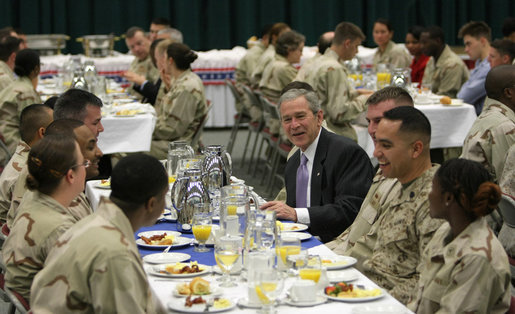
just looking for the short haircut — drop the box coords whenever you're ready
[382,106,431,145]
[166,43,198,70]
[0,36,21,61]
[366,86,414,107]
[317,32,333,55]
[333,22,365,45]
[485,64,515,100]
[26,134,78,195]
[458,21,491,41]
[125,26,144,39]
[19,104,52,143]
[261,24,274,38]
[110,153,168,208]
[279,88,321,115]
[269,23,290,40]
[151,17,170,27]
[53,89,103,121]
[502,17,515,37]
[407,25,425,41]
[14,49,39,77]
[281,81,315,95]
[275,30,305,57]
[436,158,501,219]
[43,96,58,109]
[374,18,393,32]
[45,119,84,137]
[157,27,183,43]
[0,27,15,41]
[491,39,515,62]
[423,25,445,43]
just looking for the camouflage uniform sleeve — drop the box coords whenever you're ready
[322,68,367,123]
[153,90,199,141]
[490,123,515,181]
[435,255,510,314]
[90,254,165,313]
[390,47,412,69]
[435,63,469,98]
[0,99,21,152]
[415,200,442,256]
[277,65,297,88]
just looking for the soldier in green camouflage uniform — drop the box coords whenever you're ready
[150,68,207,159]
[30,154,168,314]
[408,159,511,314]
[460,65,515,183]
[420,26,469,98]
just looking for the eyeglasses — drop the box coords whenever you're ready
[71,159,91,170]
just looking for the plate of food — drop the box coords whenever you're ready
[277,222,308,232]
[142,252,191,264]
[281,232,311,241]
[149,262,210,278]
[136,235,192,249]
[168,296,236,313]
[173,278,222,298]
[324,282,384,302]
[321,255,357,270]
[95,179,111,189]
[327,268,360,283]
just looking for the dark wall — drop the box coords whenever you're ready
[1,0,514,54]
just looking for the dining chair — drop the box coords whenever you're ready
[190,100,213,152]
[239,85,264,168]
[4,286,28,314]
[224,79,251,155]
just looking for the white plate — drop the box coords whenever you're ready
[142,252,191,264]
[94,182,111,189]
[211,265,241,275]
[321,255,357,270]
[136,236,193,249]
[327,269,360,282]
[173,284,223,298]
[167,298,236,313]
[236,298,262,309]
[285,295,327,307]
[112,114,136,117]
[281,232,311,241]
[148,263,211,278]
[325,288,384,303]
[137,230,181,238]
[280,223,308,232]
[352,305,409,314]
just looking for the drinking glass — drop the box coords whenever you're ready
[256,269,285,314]
[286,249,308,276]
[275,236,301,270]
[192,205,212,252]
[214,235,242,287]
[298,255,322,283]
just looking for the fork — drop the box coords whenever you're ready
[204,298,214,312]
[163,244,173,253]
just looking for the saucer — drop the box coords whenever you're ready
[237,297,262,309]
[284,295,327,307]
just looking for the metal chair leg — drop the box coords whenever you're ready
[227,113,243,154]
[247,130,261,173]
[240,127,253,168]
[253,137,267,177]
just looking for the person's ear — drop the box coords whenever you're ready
[64,168,75,184]
[411,140,424,158]
[37,127,45,139]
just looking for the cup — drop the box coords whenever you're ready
[289,279,317,303]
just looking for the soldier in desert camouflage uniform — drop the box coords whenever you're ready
[295,31,334,83]
[420,26,469,98]
[309,22,373,142]
[461,64,515,182]
[356,107,442,305]
[123,27,159,100]
[31,154,167,314]
[0,49,41,153]
[408,159,511,314]
[372,19,412,69]
[0,36,21,91]
[0,104,52,223]
[151,43,207,159]
[235,25,272,87]
[3,134,86,301]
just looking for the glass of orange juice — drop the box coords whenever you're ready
[276,236,301,271]
[298,255,322,283]
[215,235,242,287]
[256,269,284,313]
[192,205,212,252]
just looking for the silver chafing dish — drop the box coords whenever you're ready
[25,34,70,55]
[76,35,120,58]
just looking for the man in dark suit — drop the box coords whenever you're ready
[261,85,374,242]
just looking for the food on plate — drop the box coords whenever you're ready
[440,96,452,105]
[176,277,211,295]
[325,282,381,298]
[321,258,347,266]
[162,262,204,274]
[213,298,231,309]
[184,296,206,307]
[140,233,174,245]
[99,179,110,187]
[276,221,300,231]
[115,109,141,115]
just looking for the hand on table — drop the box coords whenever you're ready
[122,71,146,85]
[260,201,297,222]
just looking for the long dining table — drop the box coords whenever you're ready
[85,180,413,313]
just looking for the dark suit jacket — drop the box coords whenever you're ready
[133,78,161,105]
[285,127,374,243]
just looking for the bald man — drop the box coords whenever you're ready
[461,65,515,183]
[295,31,334,83]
